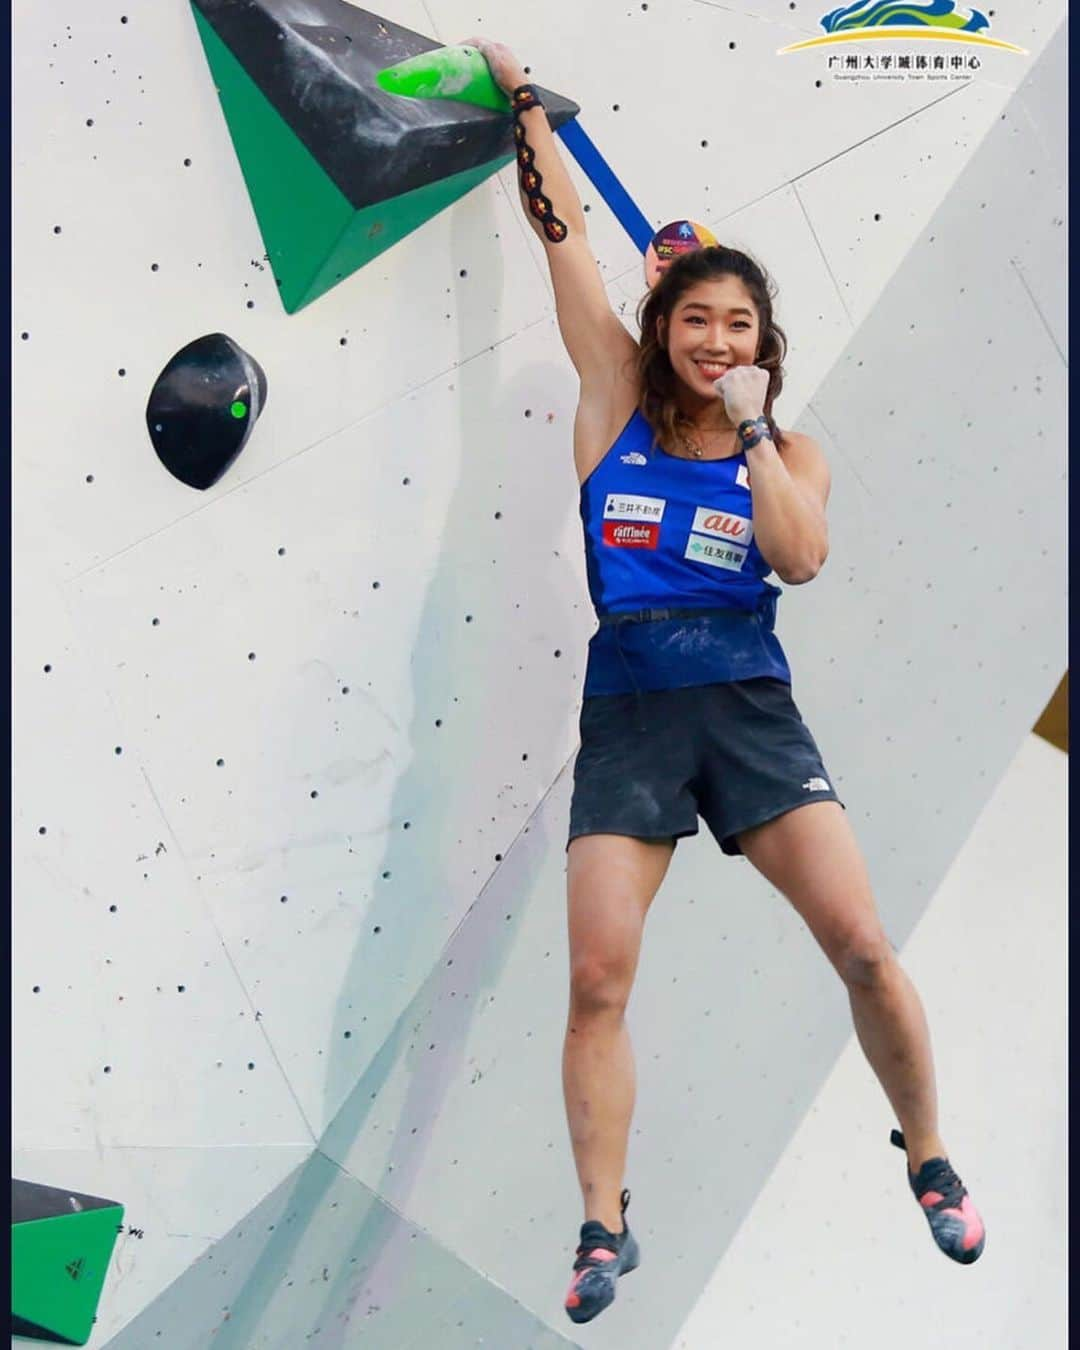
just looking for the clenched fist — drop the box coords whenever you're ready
[715,365,768,425]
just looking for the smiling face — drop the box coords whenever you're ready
[659,275,761,409]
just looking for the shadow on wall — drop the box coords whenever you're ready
[204,185,579,1345]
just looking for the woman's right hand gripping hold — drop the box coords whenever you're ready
[465,36,640,482]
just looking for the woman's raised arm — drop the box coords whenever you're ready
[467,38,638,386]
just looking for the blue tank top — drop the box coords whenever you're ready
[579,408,792,696]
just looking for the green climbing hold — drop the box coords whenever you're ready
[376,44,511,113]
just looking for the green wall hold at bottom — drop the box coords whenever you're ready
[12,1205,125,1346]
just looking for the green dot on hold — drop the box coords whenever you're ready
[230,400,248,419]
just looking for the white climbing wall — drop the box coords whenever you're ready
[14,2,1065,1346]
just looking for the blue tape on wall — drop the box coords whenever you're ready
[555,119,653,255]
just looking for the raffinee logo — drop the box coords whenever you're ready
[778,2,1027,55]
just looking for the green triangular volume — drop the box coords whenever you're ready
[189,0,579,312]
[12,1180,124,1347]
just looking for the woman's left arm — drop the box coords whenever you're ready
[716,364,830,585]
[744,430,831,585]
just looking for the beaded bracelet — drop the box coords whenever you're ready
[511,83,544,113]
[511,83,569,244]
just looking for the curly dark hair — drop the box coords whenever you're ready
[634,245,788,454]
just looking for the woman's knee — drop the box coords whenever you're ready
[568,958,635,1017]
[837,932,897,989]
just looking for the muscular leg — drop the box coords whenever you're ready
[563,834,673,1232]
[737,801,947,1172]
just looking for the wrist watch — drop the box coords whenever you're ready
[736,417,771,450]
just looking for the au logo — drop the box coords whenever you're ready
[779,2,1027,55]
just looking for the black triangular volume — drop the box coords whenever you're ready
[12,1179,121,1225]
[191,0,580,208]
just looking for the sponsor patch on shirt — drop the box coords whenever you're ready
[690,507,753,547]
[603,492,666,523]
[736,464,750,490]
[684,534,747,571]
[604,520,660,549]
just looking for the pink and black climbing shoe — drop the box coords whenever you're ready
[891,1130,985,1264]
[564,1188,640,1325]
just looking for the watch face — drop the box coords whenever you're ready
[644,219,718,288]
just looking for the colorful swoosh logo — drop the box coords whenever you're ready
[778,0,1027,53]
[820,1,989,32]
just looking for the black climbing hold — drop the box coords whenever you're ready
[146,332,267,490]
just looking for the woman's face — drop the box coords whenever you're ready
[659,275,761,405]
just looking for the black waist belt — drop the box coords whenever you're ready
[597,606,745,627]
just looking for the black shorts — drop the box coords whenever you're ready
[567,678,844,856]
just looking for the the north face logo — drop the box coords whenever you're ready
[620,452,648,466]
